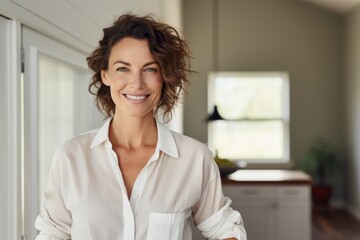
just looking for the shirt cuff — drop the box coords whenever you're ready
[196,197,247,240]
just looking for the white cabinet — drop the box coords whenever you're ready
[192,170,312,240]
[276,186,311,240]
[223,185,311,240]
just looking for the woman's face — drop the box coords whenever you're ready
[101,37,163,119]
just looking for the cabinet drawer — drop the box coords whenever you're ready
[223,186,274,199]
[276,186,310,200]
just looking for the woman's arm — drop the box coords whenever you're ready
[192,148,247,240]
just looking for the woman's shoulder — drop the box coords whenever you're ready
[169,131,218,177]
[170,131,213,156]
[57,128,99,154]
[171,130,204,145]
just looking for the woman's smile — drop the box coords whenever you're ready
[122,93,150,102]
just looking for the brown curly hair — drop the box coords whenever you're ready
[87,14,192,120]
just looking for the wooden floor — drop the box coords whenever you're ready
[312,208,360,240]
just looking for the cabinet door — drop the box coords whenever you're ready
[223,186,276,240]
[232,200,275,240]
[275,187,311,240]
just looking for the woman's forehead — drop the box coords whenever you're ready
[109,37,156,64]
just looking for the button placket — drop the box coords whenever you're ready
[106,142,135,239]
[130,165,148,213]
[130,150,161,214]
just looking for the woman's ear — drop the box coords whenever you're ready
[101,70,110,86]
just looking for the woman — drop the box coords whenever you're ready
[35,14,246,240]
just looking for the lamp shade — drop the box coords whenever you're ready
[206,105,225,122]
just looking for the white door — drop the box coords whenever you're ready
[22,26,102,239]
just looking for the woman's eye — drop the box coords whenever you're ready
[116,67,128,72]
[144,68,157,73]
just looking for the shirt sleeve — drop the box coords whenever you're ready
[192,149,247,240]
[35,149,72,240]
[196,197,246,240]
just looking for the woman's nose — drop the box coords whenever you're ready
[128,72,144,89]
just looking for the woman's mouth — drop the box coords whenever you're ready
[123,94,149,101]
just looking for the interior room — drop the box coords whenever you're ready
[1,0,360,239]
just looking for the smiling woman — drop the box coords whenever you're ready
[87,14,191,121]
[34,14,246,240]
[101,38,163,120]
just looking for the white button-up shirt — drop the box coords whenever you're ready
[35,118,247,240]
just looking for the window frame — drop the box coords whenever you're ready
[208,71,291,167]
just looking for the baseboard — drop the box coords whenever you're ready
[345,204,360,222]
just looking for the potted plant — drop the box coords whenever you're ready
[300,138,339,207]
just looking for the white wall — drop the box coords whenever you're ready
[160,0,184,133]
[345,4,360,220]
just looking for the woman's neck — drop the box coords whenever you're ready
[109,113,158,150]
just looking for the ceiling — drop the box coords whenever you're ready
[304,0,360,14]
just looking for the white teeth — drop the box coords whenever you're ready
[125,94,146,100]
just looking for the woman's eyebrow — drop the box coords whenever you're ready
[113,60,130,66]
[143,61,159,67]
[112,60,158,67]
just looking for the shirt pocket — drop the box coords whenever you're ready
[147,212,186,240]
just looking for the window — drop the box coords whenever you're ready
[208,72,290,164]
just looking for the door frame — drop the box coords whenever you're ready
[22,26,91,239]
[9,20,22,240]
[0,16,22,240]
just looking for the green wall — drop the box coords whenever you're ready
[345,4,360,217]
[183,0,345,202]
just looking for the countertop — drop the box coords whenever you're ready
[222,169,312,185]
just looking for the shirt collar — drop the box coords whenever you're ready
[90,118,179,159]
[155,119,179,158]
[90,118,111,148]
